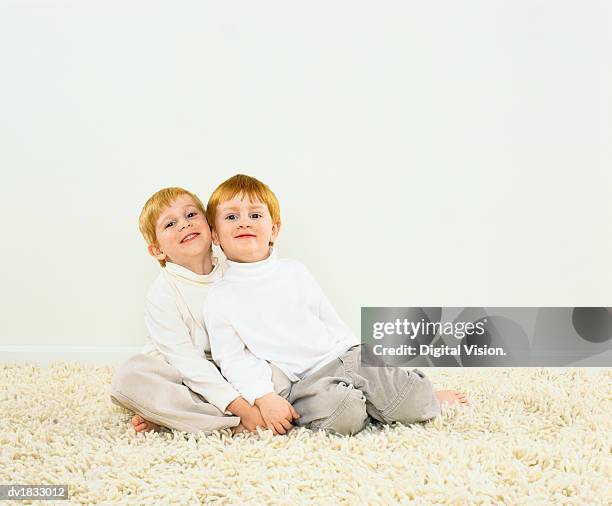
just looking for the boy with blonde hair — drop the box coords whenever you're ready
[204,175,469,435]
[110,187,291,434]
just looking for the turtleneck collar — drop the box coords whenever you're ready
[165,257,220,285]
[224,247,278,281]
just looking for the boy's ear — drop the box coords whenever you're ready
[270,221,281,243]
[147,243,167,261]
[211,228,221,246]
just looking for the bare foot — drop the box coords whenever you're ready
[132,414,161,433]
[231,423,249,435]
[435,390,470,408]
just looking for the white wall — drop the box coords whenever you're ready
[0,1,610,351]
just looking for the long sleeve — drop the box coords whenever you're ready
[144,291,240,413]
[297,262,360,347]
[204,292,275,405]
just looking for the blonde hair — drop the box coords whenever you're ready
[206,174,281,228]
[139,187,206,267]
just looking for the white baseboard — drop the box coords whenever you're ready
[0,346,142,366]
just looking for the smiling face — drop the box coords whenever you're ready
[212,194,280,263]
[148,194,213,272]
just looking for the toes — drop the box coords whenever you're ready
[452,392,469,405]
[136,423,156,432]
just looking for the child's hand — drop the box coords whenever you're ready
[239,405,267,433]
[255,392,300,435]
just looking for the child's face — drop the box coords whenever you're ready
[148,195,212,267]
[212,194,280,263]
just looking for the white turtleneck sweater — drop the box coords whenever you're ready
[204,249,358,405]
[141,258,241,414]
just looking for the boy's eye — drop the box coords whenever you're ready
[187,212,197,218]
[164,221,175,229]
[226,214,238,221]
[250,213,262,219]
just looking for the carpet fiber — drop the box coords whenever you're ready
[1,364,610,505]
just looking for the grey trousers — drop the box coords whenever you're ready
[110,353,292,434]
[279,345,441,436]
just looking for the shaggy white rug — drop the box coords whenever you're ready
[1,364,610,505]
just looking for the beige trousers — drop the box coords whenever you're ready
[110,352,292,433]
